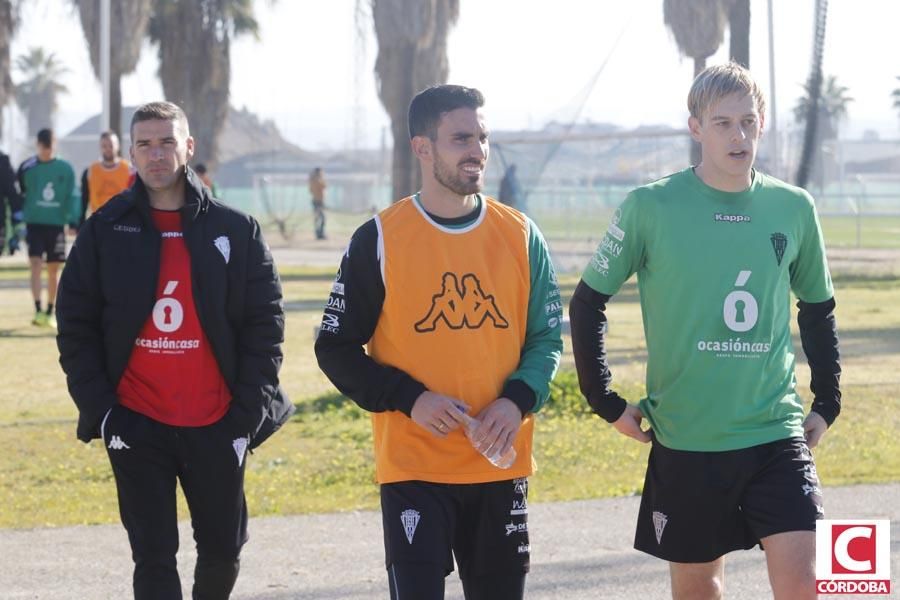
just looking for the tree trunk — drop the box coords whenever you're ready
[110,69,122,138]
[690,57,706,166]
[389,44,418,201]
[0,0,13,140]
[728,0,750,68]
[796,0,827,189]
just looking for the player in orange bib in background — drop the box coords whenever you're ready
[80,130,135,225]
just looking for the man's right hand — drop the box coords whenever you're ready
[410,391,471,438]
[612,404,651,443]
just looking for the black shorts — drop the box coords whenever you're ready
[26,224,66,262]
[381,478,530,580]
[634,435,823,563]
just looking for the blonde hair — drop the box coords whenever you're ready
[688,62,766,122]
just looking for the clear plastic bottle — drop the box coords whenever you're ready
[458,412,517,469]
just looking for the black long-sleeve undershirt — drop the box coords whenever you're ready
[797,297,841,425]
[314,219,429,416]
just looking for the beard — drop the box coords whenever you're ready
[433,152,483,196]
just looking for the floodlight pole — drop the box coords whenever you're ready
[100,0,111,132]
[767,0,778,177]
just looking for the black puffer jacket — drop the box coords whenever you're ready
[57,168,293,448]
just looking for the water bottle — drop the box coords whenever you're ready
[458,412,517,469]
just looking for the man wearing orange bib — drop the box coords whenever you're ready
[316,85,562,600]
[80,130,134,225]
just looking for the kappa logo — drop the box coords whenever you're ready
[214,236,231,264]
[107,435,130,450]
[652,511,668,544]
[400,509,420,544]
[770,232,787,266]
[715,213,752,223]
[414,272,509,332]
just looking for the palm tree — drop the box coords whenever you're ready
[726,0,749,68]
[373,0,460,201]
[13,47,69,136]
[149,0,260,168]
[795,0,827,189]
[0,0,21,141]
[892,76,900,119]
[793,75,853,142]
[663,0,727,165]
[72,0,153,138]
[793,75,852,191]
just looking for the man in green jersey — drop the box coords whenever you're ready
[17,129,78,328]
[570,63,840,600]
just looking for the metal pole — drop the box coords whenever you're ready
[100,0,111,131]
[767,0,778,178]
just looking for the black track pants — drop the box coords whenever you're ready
[103,404,249,600]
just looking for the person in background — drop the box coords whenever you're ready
[0,149,23,254]
[308,166,327,239]
[80,130,134,225]
[498,163,525,213]
[194,162,220,198]
[17,128,78,328]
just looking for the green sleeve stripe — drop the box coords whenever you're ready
[505,218,563,412]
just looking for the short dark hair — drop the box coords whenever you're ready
[100,130,118,142]
[37,129,54,148]
[130,101,190,138]
[408,85,485,140]
[194,163,208,175]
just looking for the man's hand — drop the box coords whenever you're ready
[411,391,470,438]
[803,411,828,449]
[468,397,523,459]
[612,404,651,443]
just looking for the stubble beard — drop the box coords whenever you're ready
[433,156,482,196]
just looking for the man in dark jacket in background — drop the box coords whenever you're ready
[0,149,22,254]
[56,101,293,599]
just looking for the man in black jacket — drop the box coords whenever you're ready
[56,101,293,599]
[0,149,22,254]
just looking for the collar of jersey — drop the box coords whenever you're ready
[687,167,761,203]
[411,192,486,234]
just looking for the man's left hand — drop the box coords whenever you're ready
[470,398,523,460]
[803,411,828,449]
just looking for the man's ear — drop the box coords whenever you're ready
[411,135,432,162]
[688,116,703,143]
[185,136,195,160]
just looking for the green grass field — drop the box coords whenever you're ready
[0,268,898,529]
